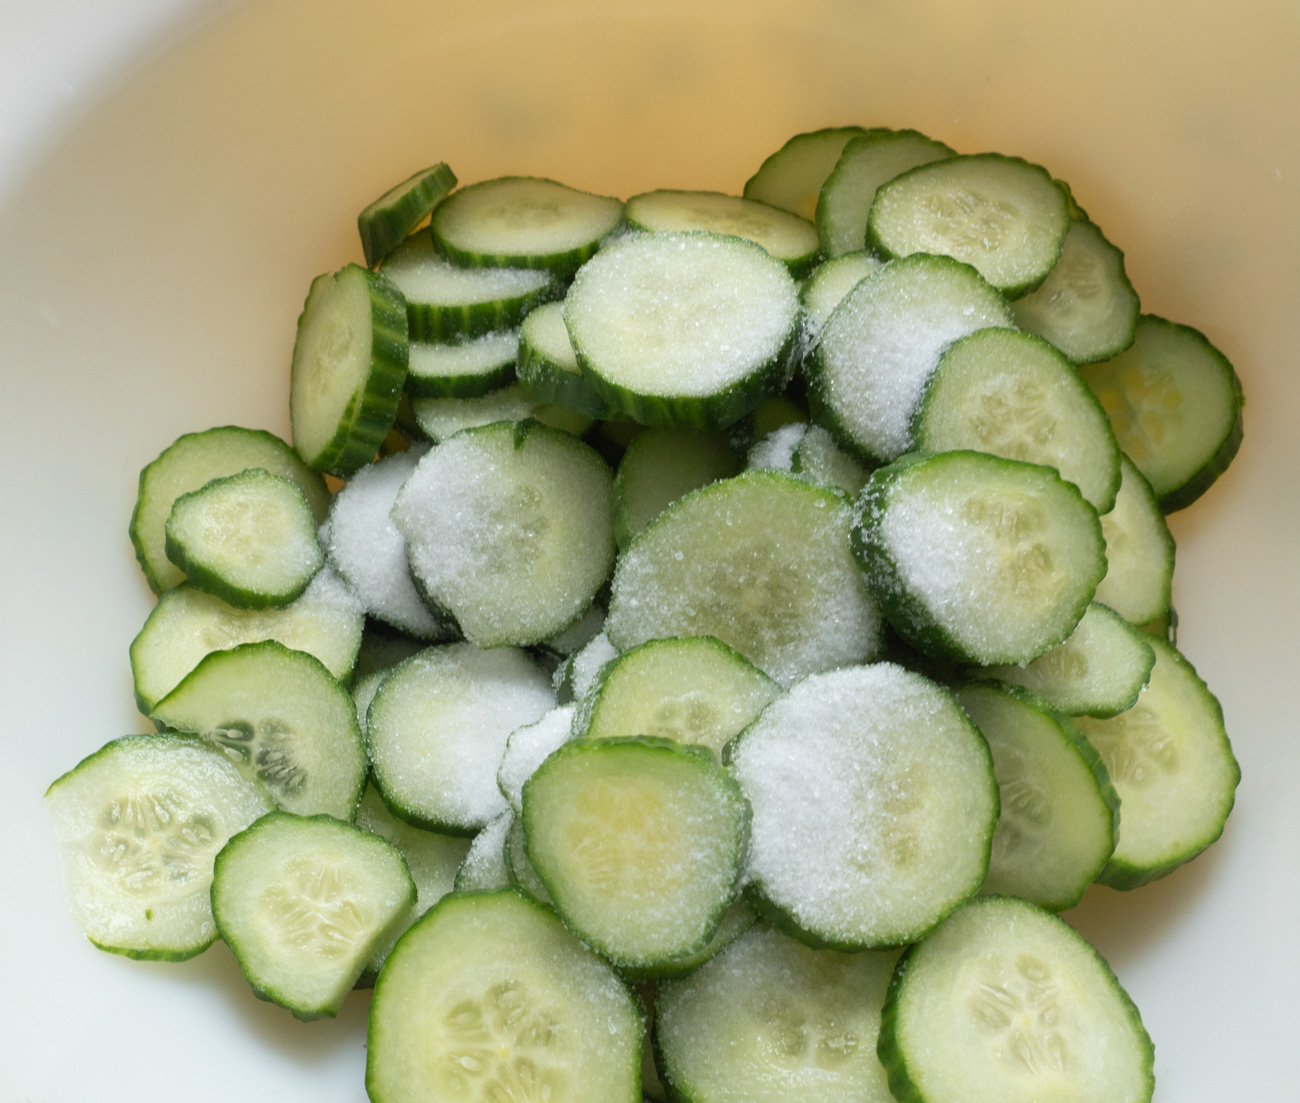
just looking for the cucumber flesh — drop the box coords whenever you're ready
[516,301,618,418]
[357,162,457,268]
[497,704,576,815]
[613,428,739,548]
[1093,454,1176,625]
[743,126,868,221]
[799,250,882,353]
[405,329,519,398]
[411,383,594,443]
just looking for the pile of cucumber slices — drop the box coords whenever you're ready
[47,125,1245,1103]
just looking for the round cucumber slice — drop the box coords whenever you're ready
[357,161,457,268]
[743,126,868,221]
[613,427,740,549]
[516,300,618,418]
[798,250,882,353]
[1094,455,1176,625]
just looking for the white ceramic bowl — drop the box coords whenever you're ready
[3,1,1298,1099]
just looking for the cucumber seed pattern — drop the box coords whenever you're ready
[214,718,309,798]
[959,494,1059,604]
[756,992,862,1071]
[968,953,1071,1078]
[258,857,371,958]
[918,189,1020,254]
[1083,703,1178,787]
[92,789,217,894]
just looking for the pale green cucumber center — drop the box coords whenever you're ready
[408,330,519,380]
[1094,458,1173,624]
[382,232,551,304]
[626,190,817,262]
[257,855,377,962]
[434,177,622,258]
[91,786,220,899]
[291,271,372,461]
[521,301,580,372]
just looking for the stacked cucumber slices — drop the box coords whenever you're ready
[46,128,1246,1102]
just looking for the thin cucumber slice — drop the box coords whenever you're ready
[809,254,1014,464]
[380,230,555,342]
[497,704,576,815]
[729,663,998,949]
[212,812,415,1019]
[624,189,820,277]
[365,643,555,834]
[1012,218,1140,363]
[150,640,367,821]
[453,810,513,892]
[640,984,668,1103]
[516,301,618,418]
[522,736,750,969]
[1081,314,1244,511]
[978,603,1156,717]
[164,468,323,609]
[357,162,457,268]
[325,448,456,640]
[613,428,739,549]
[556,631,617,704]
[410,383,593,442]
[878,896,1154,1103]
[748,421,870,497]
[743,126,868,221]
[131,426,329,594]
[1076,638,1239,888]
[816,128,955,258]
[605,472,882,686]
[505,814,553,905]
[290,263,409,476]
[955,683,1118,911]
[578,636,780,756]
[798,250,882,352]
[852,451,1106,666]
[1094,456,1176,624]
[431,176,623,279]
[45,734,272,961]
[867,154,1070,297]
[392,420,615,647]
[130,569,364,713]
[405,329,519,398]
[911,327,1122,513]
[563,231,800,429]
[655,924,900,1103]
[366,890,642,1103]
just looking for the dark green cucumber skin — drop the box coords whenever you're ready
[358,162,457,268]
[517,338,620,419]
[405,350,517,400]
[291,265,410,478]
[404,281,558,344]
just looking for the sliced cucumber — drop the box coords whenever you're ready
[1094,454,1176,624]
[405,329,519,398]
[505,814,553,905]
[212,812,415,1019]
[852,451,1105,666]
[453,810,514,892]
[290,263,408,476]
[656,924,899,1103]
[45,733,272,961]
[131,425,329,594]
[748,421,870,497]
[164,468,323,609]
[1081,314,1244,511]
[410,382,593,443]
[867,153,1070,297]
[366,890,642,1103]
[516,300,617,418]
[798,250,882,353]
[431,176,623,279]
[743,126,868,221]
[605,472,882,686]
[556,631,617,704]
[522,736,750,969]
[1076,638,1239,888]
[878,896,1153,1103]
[613,428,739,549]
[150,640,367,821]
[357,161,457,268]
[497,704,576,814]
[729,663,998,949]
[626,897,758,985]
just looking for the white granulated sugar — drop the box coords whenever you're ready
[729,664,995,944]
[801,251,883,348]
[817,256,1012,461]
[746,422,807,473]
[381,230,551,304]
[455,810,513,892]
[566,632,618,700]
[328,448,445,638]
[794,424,870,497]
[498,704,577,813]
[565,232,798,397]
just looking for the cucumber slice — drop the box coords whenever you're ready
[852,451,1106,666]
[1081,314,1244,511]
[391,420,615,648]
[150,640,367,821]
[867,154,1070,297]
[557,630,617,704]
[578,636,780,756]
[431,176,623,279]
[366,890,642,1103]
[878,896,1154,1103]
[410,382,593,442]
[748,421,871,497]
[45,734,272,961]
[1094,456,1176,624]
[357,162,457,268]
[624,189,820,277]
[743,126,868,221]
[1011,218,1140,363]
[809,253,1014,464]
[131,425,330,594]
[655,924,899,1103]
[1076,638,1239,888]
[729,663,998,950]
[129,568,364,713]
[405,329,519,398]
[816,128,955,258]
[613,428,739,548]
[504,814,553,905]
[290,263,409,477]
[910,327,1122,513]
[164,468,323,609]
[955,683,1118,911]
[563,231,800,429]
[497,704,576,815]
[798,250,882,352]
[453,810,513,892]
[380,229,555,342]
[978,602,1156,717]
[627,896,758,984]
[212,812,415,1019]
[516,301,618,418]
[605,472,882,686]
[521,737,750,969]
[365,643,555,834]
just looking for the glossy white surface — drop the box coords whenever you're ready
[1,1,1297,1099]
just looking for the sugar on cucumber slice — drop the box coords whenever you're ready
[798,249,882,355]
[410,383,594,443]
[625,897,758,985]
[45,733,272,961]
[497,704,576,815]
[357,161,457,268]
[612,427,739,549]
[405,329,519,398]
[1093,455,1176,625]
[747,421,871,498]
[452,809,514,893]
[743,126,868,221]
